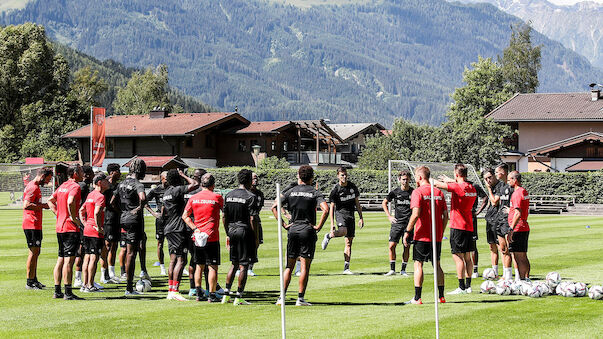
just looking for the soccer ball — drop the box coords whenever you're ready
[562,282,577,297]
[574,282,587,297]
[528,284,543,298]
[136,279,152,292]
[588,285,603,300]
[555,282,568,296]
[509,281,522,295]
[536,282,551,296]
[480,280,496,294]
[546,272,562,289]
[496,280,511,296]
[483,268,497,280]
[520,281,532,296]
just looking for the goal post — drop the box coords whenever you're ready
[0,164,54,207]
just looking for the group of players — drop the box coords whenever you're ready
[21,160,531,305]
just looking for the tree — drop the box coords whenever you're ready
[113,65,171,115]
[441,57,512,169]
[500,23,542,94]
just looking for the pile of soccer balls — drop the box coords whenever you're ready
[136,279,152,292]
[479,269,602,300]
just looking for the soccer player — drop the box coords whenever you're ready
[381,170,413,276]
[321,167,364,274]
[47,164,84,300]
[183,168,206,296]
[507,171,531,280]
[22,167,53,289]
[79,173,109,292]
[280,181,302,277]
[494,164,514,281]
[116,159,147,296]
[183,173,224,303]
[433,164,477,294]
[146,171,168,276]
[248,172,265,277]
[403,166,448,305]
[162,168,199,301]
[482,168,501,277]
[221,169,259,305]
[73,165,94,288]
[100,163,121,283]
[469,181,488,278]
[272,165,329,306]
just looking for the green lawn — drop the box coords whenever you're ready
[0,209,601,338]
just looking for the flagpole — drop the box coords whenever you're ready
[90,106,93,166]
[429,178,440,339]
[276,183,287,339]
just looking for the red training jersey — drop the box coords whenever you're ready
[84,190,106,238]
[22,181,43,230]
[410,184,447,242]
[52,180,81,233]
[447,181,477,232]
[184,189,224,243]
[508,186,530,232]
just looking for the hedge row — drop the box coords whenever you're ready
[203,168,603,203]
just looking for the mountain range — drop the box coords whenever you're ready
[454,0,603,69]
[1,0,602,126]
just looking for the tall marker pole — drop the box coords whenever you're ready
[429,178,440,339]
[89,106,93,166]
[276,183,287,339]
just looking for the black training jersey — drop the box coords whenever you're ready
[147,184,167,214]
[79,182,92,203]
[494,181,513,223]
[329,182,359,214]
[470,181,487,213]
[162,185,188,234]
[184,187,202,204]
[103,183,120,226]
[386,187,413,222]
[251,187,265,214]
[224,188,258,229]
[117,177,145,222]
[281,184,325,225]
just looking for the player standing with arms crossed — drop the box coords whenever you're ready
[79,173,109,292]
[248,172,264,277]
[99,163,121,283]
[321,167,364,274]
[482,168,501,277]
[403,166,448,305]
[494,164,514,281]
[507,171,531,280]
[433,164,477,294]
[48,164,84,300]
[272,165,329,306]
[382,170,413,276]
[183,173,224,302]
[146,171,168,276]
[22,167,53,290]
[73,165,94,289]
[221,169,259,305]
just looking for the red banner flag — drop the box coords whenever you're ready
[91,107,106,167]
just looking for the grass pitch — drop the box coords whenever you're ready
[1,209,602,338]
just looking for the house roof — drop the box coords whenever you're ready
[328,123,385,141]
[566,160,603,172]
[123,156,187,169]
[486,92,603,122]
[62,113,249,138]
[528,132,603,155]
[293,120,343,143]
[236,121,292,134]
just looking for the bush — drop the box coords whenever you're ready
[257,156,289,170]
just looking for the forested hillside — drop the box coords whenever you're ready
[2,0,601,125]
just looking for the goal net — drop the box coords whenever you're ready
[0,164,55,207]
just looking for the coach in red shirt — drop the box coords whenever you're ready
[183,173,224,302]
[403,166,448,305]
[507,171,531,280]
[434,163,477,294]
[22,167,53,290]
[48,164,84,300]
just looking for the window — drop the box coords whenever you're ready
[205,135,213,148]
[251,140,258,149]
[185,138,193,148]
[283,141,288,151]
[238,140,247,152]
[271,141,276,151]
[106,138,114,157]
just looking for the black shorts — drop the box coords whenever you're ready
[389,222,412,244]
[486,221,498,244]
[413,240,442,262]
[257,222,264,245]
[166,232,189,256]
[57,232,80,257]
[509,231,529,252]
[335,211,355,238]
[104,223,121,242]
[125,224,145,246]
[155,218,166,239]
[194,241,221,266]
[472,216,478,241]
[496,219,511,237]
[119,232,127,248]
[228,226,257,265]
[24,229,43,248]
[287,224,317,260]
[83,236,104,255]
[76,231,85,258]
[450,228,475,254]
